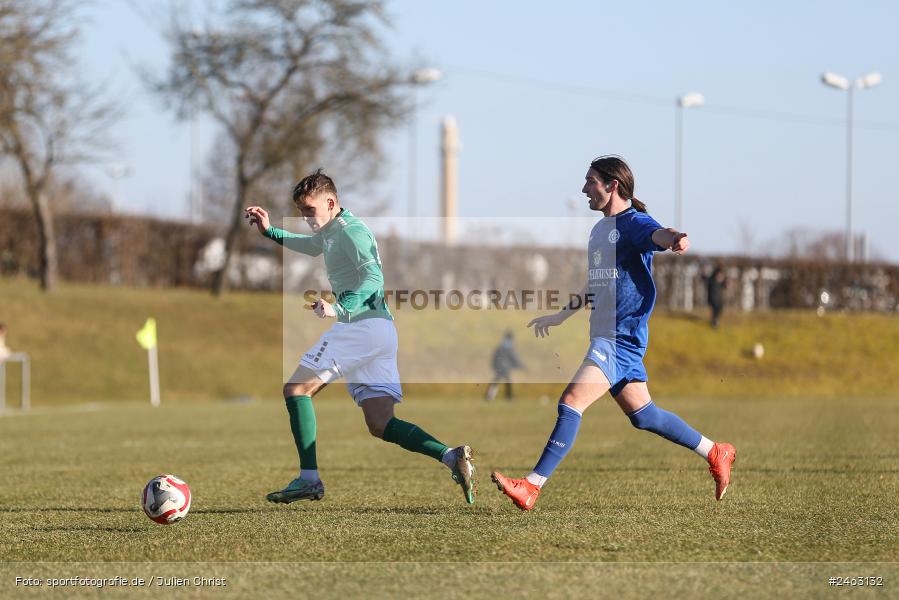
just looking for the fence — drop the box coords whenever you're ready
[1,208,897,312]
[0,209,215,287]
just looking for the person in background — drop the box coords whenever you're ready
[485,331,526,401]
[706,264,727,328]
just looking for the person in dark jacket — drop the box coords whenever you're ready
[706,264,726,328]
[485,331,525,401]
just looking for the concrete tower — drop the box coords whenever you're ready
[441,115,459,245]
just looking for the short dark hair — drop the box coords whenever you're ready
[292,169,338,203]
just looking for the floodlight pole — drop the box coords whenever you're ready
[675,93,704,231]
[845,85,854,262]
[409,89,418,227]
[190,113,200,224]
[821,71,881,262]
[675,104,683,231]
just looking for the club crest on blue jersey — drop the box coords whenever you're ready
[608,229,620,243]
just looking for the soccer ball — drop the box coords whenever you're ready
[141,474,191,525]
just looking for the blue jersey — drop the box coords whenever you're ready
[586,207,666,348]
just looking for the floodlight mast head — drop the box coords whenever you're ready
[821,72,850,90]
[411,68,442,85]
[856,72,882,89]
[678,92,705,108]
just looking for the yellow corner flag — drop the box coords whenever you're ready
[136,318,157,350]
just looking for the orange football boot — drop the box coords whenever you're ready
[707,442,736,500]
[491,471,541,511]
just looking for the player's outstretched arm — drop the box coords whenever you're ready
[245,206,323,256]
[527,284,588,338]
[652,228,690,255]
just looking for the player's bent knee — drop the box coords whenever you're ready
[367,421,386,439]
[283,366,326,398]
[559,392,581,409]
[364,411,392,439]
[283,382,314,398]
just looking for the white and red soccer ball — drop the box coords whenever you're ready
[141,474,191,525]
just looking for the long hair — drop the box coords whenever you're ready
[589,155,648,213]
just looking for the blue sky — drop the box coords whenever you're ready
[76,1,899,260]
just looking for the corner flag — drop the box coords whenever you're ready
[136,318,160,406]
[136,318,157,350]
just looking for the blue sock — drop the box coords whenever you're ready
[627,401,702,450]
[533,404,583,478]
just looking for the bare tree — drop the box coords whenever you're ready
[148,0,416,295]
[773,227,860,262]
[196,127,389,227]
[0,0,117,291]
[734,217,756,257]
[1,168,112,214]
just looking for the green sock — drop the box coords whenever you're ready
[382,417,449,462]
[285,395,317,470]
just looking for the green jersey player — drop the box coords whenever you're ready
[245,169,476,505]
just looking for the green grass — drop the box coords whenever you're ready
[0,278,285,405]
[2,278,897,595]
[2,277,899,406]
[1,395,897,598]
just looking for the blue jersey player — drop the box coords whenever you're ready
[492,155,736,510]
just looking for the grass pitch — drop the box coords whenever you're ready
[1,395,896,598]
[2,277,899,405]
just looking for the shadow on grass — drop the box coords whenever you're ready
[192,508,282,514]
[28,525,146,533]
[491,465,897,475]
[0,507,285,515]
[322,506,445,516]
[0,507,134,513]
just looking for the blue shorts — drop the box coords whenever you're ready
[583,337,648,397]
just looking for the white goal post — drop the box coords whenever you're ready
[0,353,30,412]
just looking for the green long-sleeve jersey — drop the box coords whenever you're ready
[265,209,392,323]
